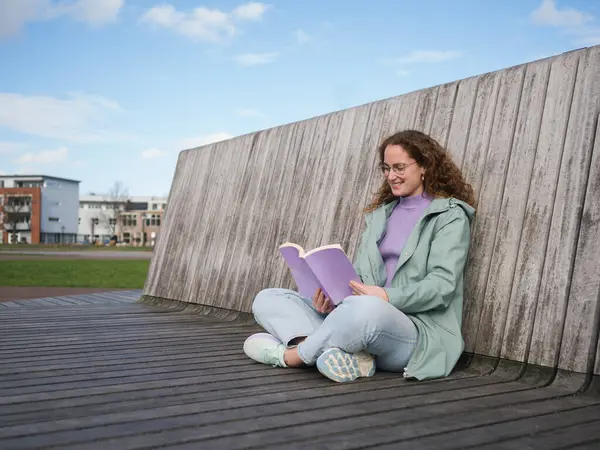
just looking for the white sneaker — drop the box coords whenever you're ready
[316,348,375,382]
[243,333,287,367]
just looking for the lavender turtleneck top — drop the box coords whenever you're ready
[378,193,433,287]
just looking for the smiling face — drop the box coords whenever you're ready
[382,144,425,198]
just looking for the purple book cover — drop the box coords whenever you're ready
[279,243,360,305]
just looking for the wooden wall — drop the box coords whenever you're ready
[144,45,600,376]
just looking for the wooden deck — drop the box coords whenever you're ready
[0,292,599,449]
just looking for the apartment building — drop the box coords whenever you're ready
[0,175,80,244]
[78,195,166,246]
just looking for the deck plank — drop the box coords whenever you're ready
[0,292,598,449]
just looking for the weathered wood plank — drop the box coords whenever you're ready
[206,132,275,310]
[305,108,359,249]
[529,46,600,370]
[500,50,580,363]
[72,390,584,450]
[597,333,600,375]
[0,301,23,308]
[267,118,322,289]
[473,420,600,450]
[276,398,600,450]
[184,136,253,308]
[429,81,459,146]
[394,89,421,131]
[1,292,598,449]
[190,136,254,308]
[147,148,214,303]
[413,86,439,133]
[262,115,332,297]
[475,58,550,358]
[295,110,350,250]
[558,114,600,374]
[331,102,378,263]
[231,127,292,307]
[445,76,479,165]
[469,64,526,357]
[459,70,502,353]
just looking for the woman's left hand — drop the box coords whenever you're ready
[349,281,389,302]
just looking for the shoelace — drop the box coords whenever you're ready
[261,347,281,367]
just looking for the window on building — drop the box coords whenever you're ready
[122,215,137,227]
[16,181,42,188]
[109,219,117,225]
[0,181,4,188]
[145,214,161,227]
[152,203,158,210]
[49,217,59,222]
[78,218,81,224]
[6,196,32,207]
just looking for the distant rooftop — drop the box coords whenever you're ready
[80,194,168,203]
[0,174,81,184]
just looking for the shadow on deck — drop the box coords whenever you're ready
[1,291,599,449]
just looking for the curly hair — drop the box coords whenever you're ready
[364,130,476,212]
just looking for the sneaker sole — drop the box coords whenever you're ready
[317,348,375,383]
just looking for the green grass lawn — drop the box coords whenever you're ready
[0,260,150,288]
[0,244,153,252]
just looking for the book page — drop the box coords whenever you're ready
[279,244,321,298]
[304,246,360,305]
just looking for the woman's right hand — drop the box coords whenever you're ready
[313,288,334,314]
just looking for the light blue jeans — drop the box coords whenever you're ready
[252,288,418,372]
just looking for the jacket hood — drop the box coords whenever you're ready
[436,197,476,223]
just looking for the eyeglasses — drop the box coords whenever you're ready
[379,161,417,176]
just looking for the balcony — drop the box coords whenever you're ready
[3,222,31,231]
[3,204,32,214]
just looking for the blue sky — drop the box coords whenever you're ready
[1,0,599,196]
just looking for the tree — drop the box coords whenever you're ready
[99,181,129,236]
[1,194,31,244]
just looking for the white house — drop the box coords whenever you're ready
[78,195,167,244]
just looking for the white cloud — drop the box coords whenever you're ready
[531,0,592,27]
[0,92,124,143]
[0,0,123,37]
[61,0,124,26]
[530,1,600,46]
[294,28,310,44]
[235,108,267,118]
[15,146,69,165]
[140,2,268,42]
[0,0,48,37]
[141,148,168,159]
[232,2,268,21]
[388,50,462,65]
[234,52,278,66]
[178,132,233,149]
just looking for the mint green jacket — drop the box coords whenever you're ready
[353,197,475,381]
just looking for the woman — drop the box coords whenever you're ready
[243,129,476,382]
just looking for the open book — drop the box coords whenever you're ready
[279,242,361,305]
